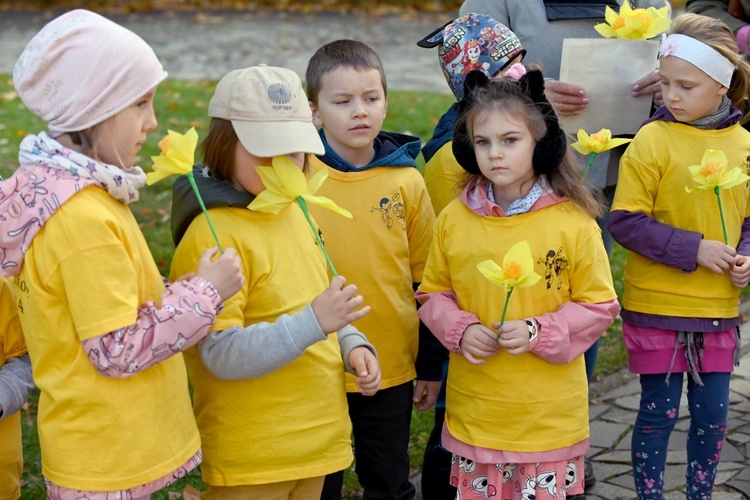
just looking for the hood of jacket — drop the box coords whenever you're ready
[317,129,421,172]
[459,176,568,218]
[170,165,255,246]
[421,103,457,163]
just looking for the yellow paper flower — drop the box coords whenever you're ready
[594,3,671,40]
[146,127,198,185]
[571,129,632,155]
[685,149,750,192]
[248,155,352,218]
[477,241,541,293]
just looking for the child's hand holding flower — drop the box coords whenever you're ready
[459,324,500,365]
[494,320,533,356]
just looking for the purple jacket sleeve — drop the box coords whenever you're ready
[82,276,223,378]
[737,217,750,256]
[415,289,482,353]
[529,299,620,364]
[608,210,702,272]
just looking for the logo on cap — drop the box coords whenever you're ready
[268,82,292,105]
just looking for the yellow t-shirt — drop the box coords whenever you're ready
[422,140,468,215]
[14,187,199,491]
[419,199,616,452]
[613,121,750,317]
[0,278,24,500]
[170,204,352,486]
[308,156,436,391]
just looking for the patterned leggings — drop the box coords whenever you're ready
[631,372,730,499]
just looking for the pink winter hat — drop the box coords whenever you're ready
[13,9,167,135]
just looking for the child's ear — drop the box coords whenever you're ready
[310,101,323,127]
[384,96,389,117]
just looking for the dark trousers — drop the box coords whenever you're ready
[321,381,416,500]
[420,407,457,500]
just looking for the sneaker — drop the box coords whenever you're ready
[583,458,596,490]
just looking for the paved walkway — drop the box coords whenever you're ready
[2,8,750,500]
[0,9,451,94]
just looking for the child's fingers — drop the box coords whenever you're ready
[462,349,484,365]
[342,293,364,310]
[345,304,371,324]
[329,275,347,291]
[199,246,220,264]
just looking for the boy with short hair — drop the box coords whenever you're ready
[305,40,442,500]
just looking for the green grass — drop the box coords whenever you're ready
[0,75,628,498]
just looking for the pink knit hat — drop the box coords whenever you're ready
[13,9,167,135]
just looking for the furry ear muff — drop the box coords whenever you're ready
[518,70,567,175]
[452,70,490,175]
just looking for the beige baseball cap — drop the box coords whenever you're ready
[208,64,324,157]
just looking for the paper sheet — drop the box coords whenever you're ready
[558,38,660,135]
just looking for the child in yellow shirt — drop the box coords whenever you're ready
[3,10,244,496]
[0,277,33,500]
[169,65,381,500]
[305,39,441,500]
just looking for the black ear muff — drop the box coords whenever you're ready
[452,70,491,175]
[518,70,567,175]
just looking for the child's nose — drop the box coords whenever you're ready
[144,105,158,132]
[352,101,368,118]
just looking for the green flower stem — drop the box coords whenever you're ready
[714,186,729,245]
[495,288,514,342]
[186,172,224,253]
[583,152,598,181]
[297,196,338,276]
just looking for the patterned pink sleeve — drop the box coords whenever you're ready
[529,299,620,364]
[82,276,223,378]
[415,289,482,353]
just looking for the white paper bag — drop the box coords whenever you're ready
[558,38,660,135]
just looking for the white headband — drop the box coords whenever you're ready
[659,34,735,88]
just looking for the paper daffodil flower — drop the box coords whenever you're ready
[147,127,224,252]
[147,127,199,185]
[571,129,633,180]
[477,241,541,293]
[477,241,541,337]
[685,149,750,244]
[571,129,632,156]
[594,3,671,40]
[248,156,352,275]
[248,155,352,219]
[685,149,750,192]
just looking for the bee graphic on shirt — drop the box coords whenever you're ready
[537,247,568,290]
[371,193,406,230]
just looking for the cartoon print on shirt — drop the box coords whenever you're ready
[371,193,406,230]
[537,247,568,290]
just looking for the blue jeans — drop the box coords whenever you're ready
[631,372,730,499]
